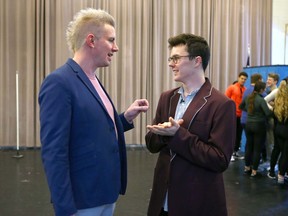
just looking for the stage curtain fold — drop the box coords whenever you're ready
[0,0,272,147]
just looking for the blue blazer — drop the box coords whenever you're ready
[39,58,133,216]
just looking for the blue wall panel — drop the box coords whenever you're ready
[243,65,288,88]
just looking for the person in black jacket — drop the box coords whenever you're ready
[239,81,273,177]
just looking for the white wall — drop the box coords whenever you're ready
[272,0,288,64]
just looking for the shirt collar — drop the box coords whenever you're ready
[178,86,200,97]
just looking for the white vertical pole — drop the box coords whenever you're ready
[13,71,23,158]
[16,72,19,151]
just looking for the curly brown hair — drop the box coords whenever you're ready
[274,79,288,122]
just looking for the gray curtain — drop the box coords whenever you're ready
[0,0,272,147]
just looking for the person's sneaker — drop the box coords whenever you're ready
[244,168,252,175]
[267,171,276,179]
[278,175,284,184]
[233,152,244,160]
[230,155,235,162]
[250,172,261,179]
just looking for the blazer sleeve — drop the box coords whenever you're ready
[169,98,236,173]
[119,112,134,132]
[145,94,172,153]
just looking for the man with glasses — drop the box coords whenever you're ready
[145,33,236,216]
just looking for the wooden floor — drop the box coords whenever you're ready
[0,148,287,216]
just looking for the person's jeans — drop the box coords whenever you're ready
[76,203,116,216]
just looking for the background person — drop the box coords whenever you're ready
[265,72,279,95]
[241,73,265,139]
[264,73,280,163]
[240,73,267,163]
[226,71,248,161]
[38,8,149,216]
[268,77,288,183]
[239,81,273,178]
[265,85,280,179]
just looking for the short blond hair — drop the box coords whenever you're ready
[66,8,115,53]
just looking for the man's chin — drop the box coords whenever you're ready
[174,77,180,82]
[101,62,111,67]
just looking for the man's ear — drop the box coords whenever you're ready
[195,56,202,67]
[87,34,95,48]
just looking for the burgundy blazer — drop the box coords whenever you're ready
[146,79,236,216]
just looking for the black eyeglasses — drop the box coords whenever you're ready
[168,55,191,64]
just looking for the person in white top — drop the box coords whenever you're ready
[265,86,278,179]
[264,73,280,163]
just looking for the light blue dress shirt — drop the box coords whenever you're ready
[163,86,200,211]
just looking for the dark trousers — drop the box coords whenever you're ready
[245,122,266,170]
[269,136,280,173]
[274,122,288,176]
[235,117,243,152]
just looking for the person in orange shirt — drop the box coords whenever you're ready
[226,72,248,161]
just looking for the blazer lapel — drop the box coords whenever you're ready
[168,90,180,118]
[77,71,106,107]
[67,59,111,117]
